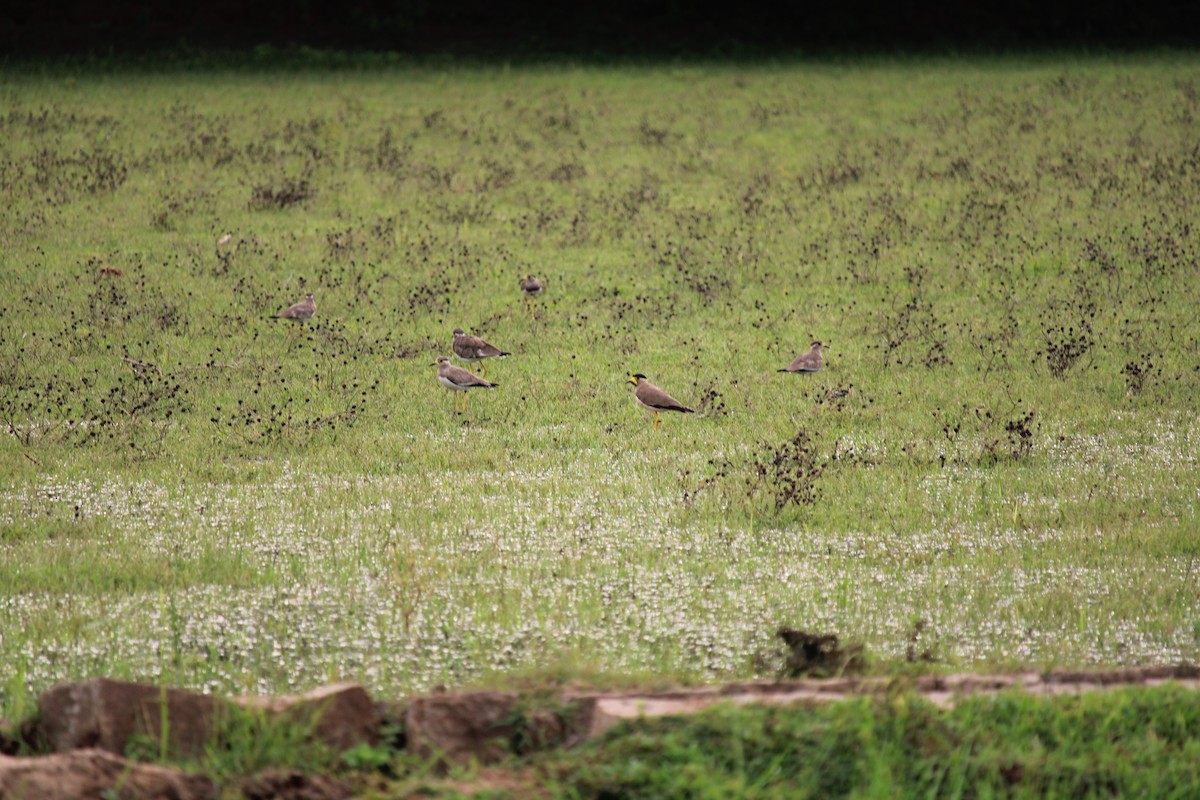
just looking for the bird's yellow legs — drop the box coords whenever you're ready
[653,411,661,431]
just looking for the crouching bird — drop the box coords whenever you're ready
[275,292,316,323]
[778,340,824,374]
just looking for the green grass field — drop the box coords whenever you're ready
[2,54,1199,721]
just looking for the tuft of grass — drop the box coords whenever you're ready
[125,700,340,786]
[541,685,1200,799]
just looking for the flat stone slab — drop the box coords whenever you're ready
[568,666,1200,737]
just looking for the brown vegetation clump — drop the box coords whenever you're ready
[777,628,866,678]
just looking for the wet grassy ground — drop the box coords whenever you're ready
[2,54,1199,720]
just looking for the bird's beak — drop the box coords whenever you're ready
[626,376,638,386]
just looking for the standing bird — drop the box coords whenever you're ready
[778,341,824,374]
[433,356,497,413]
[452,328,510,378]
[519,274,544,318]
[627,373,693,431]
[276,292,316,323]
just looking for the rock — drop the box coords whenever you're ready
[27,680,378,760]
[239,683,378,752]
[0,748,216,799]
[404,691,570,766]
[28,678,221,758]
[404,691,519,766]
[563,696,622,741]
[238,767,352,800]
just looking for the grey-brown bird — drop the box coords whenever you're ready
[519,274,543,298]
[276,292,316,323]
[452,328,510,377]
[627,373,693,431]
[433,356,497,412]
[778,341,824,373]
[519,274,544,318]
